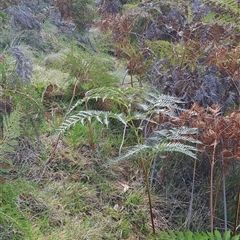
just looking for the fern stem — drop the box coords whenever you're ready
[149,155,157,189]
[233,185,240,235]
[143,158,156,234]
[179,29,194,71]
[66,78,79,113]
[119,124,127,156]
[85,101,94,150]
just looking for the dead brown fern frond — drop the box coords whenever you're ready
[206,45,240,77]
[56,0,72,21]
[100,13,134,46]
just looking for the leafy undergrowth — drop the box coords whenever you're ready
[0,0,240,239]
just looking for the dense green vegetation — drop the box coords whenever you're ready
[0,0,240,239]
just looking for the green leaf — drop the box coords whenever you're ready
[176,231,185,240]
[185,230,193,240]
[214,229,223,240]
[231,234,240,240]
[207,231,214,240]
[156,231,172,239]
[168,230,177,239]
[0,107,21,173]
[192,232,209,240]
[58,110,128,133]
[222,230,231,240]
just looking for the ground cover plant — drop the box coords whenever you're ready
[0,0,240,239]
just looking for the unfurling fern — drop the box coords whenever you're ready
[0,106,21,173]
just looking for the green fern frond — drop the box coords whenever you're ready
[1,109,21,142]
[58,110,128,134]
[110,145,152,163]
[66,87,143,116]
[138,90,184,111]
[202,0,240,29]
[152,230,240,240]
[85,87,184,116]
[0,107,21,172]
[222,230,231,240]
[84,87,142,108]
[154,127,201,144]
[0,182,34,239]
[205,0,240,15]
[202,12,240,29]
[72,86,184,114]
[153,141,199,159]
[111,141,198,164]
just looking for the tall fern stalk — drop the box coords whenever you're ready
[145,166,155,234]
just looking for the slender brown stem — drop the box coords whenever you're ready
[66,78,78,113]
[85,101,95,150]
[142,158,156,234]
[130,68,133,87]
[233,185,240,235]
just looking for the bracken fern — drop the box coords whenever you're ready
[58,86,201,234]
[150,229,240,240]
[0,106,21,173]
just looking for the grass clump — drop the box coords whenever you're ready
[0,180,41,240]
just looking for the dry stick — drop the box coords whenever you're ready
[233,185,240,235]
[139,118,156,234]
[222,171,227,231]
[210,140,217,233]
[129,60,133,87]
[224,69,240,96]
[212,163,228,231]
[121,69,129,85]
[222,159,227,232]
[184,158,197,229]
[143,158,156,235]
[213,172,223,219]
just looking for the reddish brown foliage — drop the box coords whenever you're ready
[100,13,134,54]
[56,0,72,21]
[206,45,240,80]
[149,102,240,173]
